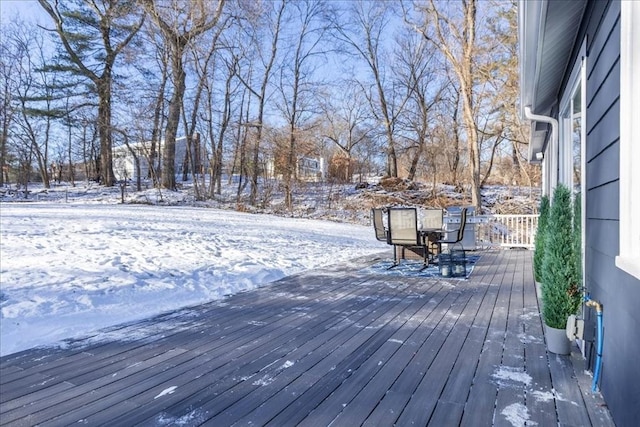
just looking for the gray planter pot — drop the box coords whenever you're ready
[545,323,571,355]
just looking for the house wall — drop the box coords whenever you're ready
[581,1,640,425]
[113,150,151,181]
[112,136,200,182]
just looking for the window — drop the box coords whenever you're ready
[617,1,640,279]
[556,41,587,290]
[571,84,582,193]
[559,42,586,196]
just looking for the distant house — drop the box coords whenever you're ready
[519,1,640,425]
[264,156,326,182]
[113,135,204,182]
[296,157,326,182]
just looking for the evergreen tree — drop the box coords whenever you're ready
[533,194,549,282]
[38,0,145,186]
[541,184,582,329]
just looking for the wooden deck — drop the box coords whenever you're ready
[0,250,614,426]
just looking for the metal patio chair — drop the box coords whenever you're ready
[387,207,428,268]
[371,208,388,243]
[436,207,469,254]
[420,208,445,262]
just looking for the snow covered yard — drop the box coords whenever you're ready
[0,203,387,356]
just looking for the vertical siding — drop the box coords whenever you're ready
[584,1,640,426]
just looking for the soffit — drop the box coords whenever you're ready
[520,0,587,116]
[519,0,587,160]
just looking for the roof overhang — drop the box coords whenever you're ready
[518,0,587,163]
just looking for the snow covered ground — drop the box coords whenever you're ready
[0,202,387,356]
[0,178,539,357]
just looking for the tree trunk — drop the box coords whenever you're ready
[212,65,234,197]
[236,90,250,201]
[32,145,50,188]
[248,0,286,206]
[0,79,9,187]
[373,68,397,178]
[407,142,423,181]
[67,126,75,186]
[149,62,168,186]
[250,121,262,205]
[420,0,482,212]
[161,54,185,191]
[461,84,482,211]
[96,77,114,186]
[142,0,226,191]
[285,130,296,211]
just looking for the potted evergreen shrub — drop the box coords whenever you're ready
[541,184,582,354]
[533,195,550,300]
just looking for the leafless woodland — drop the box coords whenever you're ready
[0,0,538,214]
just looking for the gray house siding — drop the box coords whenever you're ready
[581,1,640,425]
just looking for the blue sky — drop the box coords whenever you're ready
[1,0,47,24]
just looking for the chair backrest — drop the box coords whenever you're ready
[387,207,420,246]
[421,208,443,230]
[454,207,469,243]
[371,208,387,242]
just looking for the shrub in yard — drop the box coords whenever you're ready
[533,194,550,282]
[541,184,582,329]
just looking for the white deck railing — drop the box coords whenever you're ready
[473,214,539,249]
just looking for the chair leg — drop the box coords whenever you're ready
[389,245,399,269]
[420,252,429,271]
[436,242,442,261]
[421,245,429,269]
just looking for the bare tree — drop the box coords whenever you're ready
[9,19,64,189]
[0,22,20,187]
[142,0,226,190]
[234,0,286,206]
[410,0,483,211]
[443,81,463,186]
[183,15,231,199]
[73,109,99,183]
[320,82,373,182]
[275,0,329,210]
[140,25,171,187]
[484,0,532,188]
[210,55,238,197]
[393,28,443,181]
[333,1,406,178]
[229,82,253,202]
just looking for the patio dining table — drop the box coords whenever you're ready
[417,208,446,263]
[419,227,445,263]
[376,207,447,267]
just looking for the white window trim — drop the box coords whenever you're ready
[559,44,586,190]
[617,1,640,279]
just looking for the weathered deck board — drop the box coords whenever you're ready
[145,281,419,426]
[159,280,423,422]
[0,250,614,427]
[460,251,516,427]
[5,274,379,425]
[316,286,456,427]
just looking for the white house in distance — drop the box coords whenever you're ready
[264,156,327,182]
[113,134,326,184]
[113,136,204,182]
